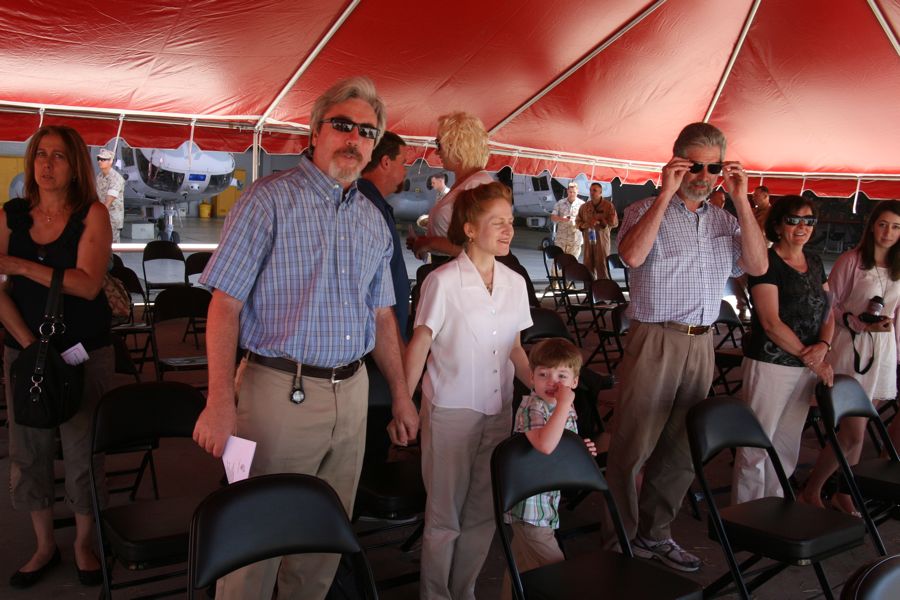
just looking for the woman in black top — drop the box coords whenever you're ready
[731,195,834,504]
[0,126,113,588]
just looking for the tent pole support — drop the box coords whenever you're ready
[703,0,762,122]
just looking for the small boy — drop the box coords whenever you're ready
[503,338,597,597]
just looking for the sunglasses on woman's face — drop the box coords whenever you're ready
[689,161,723,174]
[783,215,818,226]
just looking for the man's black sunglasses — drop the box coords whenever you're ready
[321,118,380,140]
[689,161,723,175]
[97,156,111,162]
[783,215,818,226]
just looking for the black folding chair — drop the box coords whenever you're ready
[816,375,900,556]
[560,261,596,346]
[182,251,213,347]
[687,397,866,600]
[142,239,188,294]
[90,381,208,599]
[151,286,212,381]
[491,431,702,600]
[542,244,566,308]
[110,265,158,371]
[188,474,378,600]
[606,253,630,293]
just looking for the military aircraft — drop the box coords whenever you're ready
[388,158,565,229]
[105,139,239,242]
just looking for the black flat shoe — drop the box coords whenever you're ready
[9,546,61,589]
[76,565,103,586]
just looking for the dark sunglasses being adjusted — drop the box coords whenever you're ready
[321,118,380,140]
[783,215,818,226]
[689,161,723,174]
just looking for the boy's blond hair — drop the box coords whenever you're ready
[528,338,582,374]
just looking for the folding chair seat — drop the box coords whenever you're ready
[816,375,900,556]
[151,286,212,381]
[142,239,188,294]
[686,397,866,600]
[560,261,597,345]
[90,381,208,598]
[188,473,378,599]
[491,430,702,600]
[840,553,900,599]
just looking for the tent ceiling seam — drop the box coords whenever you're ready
[704,0,762,122]
[255,0,361,131]
[868,0,900,57]
[487,0,669,135]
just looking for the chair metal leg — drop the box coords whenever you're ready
[812,561,835,600]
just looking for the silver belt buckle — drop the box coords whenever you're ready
[330,368,342,385]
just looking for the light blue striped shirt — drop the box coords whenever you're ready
[200,155,395,367]
[620,195,743,326]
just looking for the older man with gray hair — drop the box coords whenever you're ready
[193,76,417,599]
[603,122,767,571]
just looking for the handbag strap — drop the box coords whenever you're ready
[843,312,875,375]
[33,269,66,379]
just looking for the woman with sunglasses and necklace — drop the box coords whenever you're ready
[732,195,834,503]
[800,200,900,514]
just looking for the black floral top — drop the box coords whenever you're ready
[743,247,828,368]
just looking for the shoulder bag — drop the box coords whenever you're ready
[11,268,85,428]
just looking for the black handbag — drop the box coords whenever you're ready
[11,268,85,429]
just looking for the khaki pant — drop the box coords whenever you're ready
[603,322,714,545]
[582,229,611,280]
[420,398,512,600]
[216,359,368,600]
[6,344,114,514]
[732,358,815,504]
[501,521,564,600]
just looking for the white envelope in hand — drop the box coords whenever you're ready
[222,435,257,484]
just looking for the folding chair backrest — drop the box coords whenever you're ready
[143,240,187,287]
[841,554,900,600]
[521,307,574,344]
[185,251,213,278]
[110,265,148,304]
[92,381,206,454]
[715,299,742,327]
[610,303,630,334]
[189,474,374,594]
[554,253,578,274]
[492,430,606,513]
[591,279,626,304]
[562,261,593,286]
[817,375,880,427]
[153,286,212,323]
[686,397,775,464]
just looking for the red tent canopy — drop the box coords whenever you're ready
[1,0,898,197]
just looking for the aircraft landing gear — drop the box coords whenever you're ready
[155,201,181,244]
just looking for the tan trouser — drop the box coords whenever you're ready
[216,359,368,600]
[6,345,114,514]
[582,230,611,280]
[420,398,512,600]
[732,358,816,504]
[501,521,565,600]
[602,322,714,545]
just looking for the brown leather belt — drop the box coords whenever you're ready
[247,352,363,383]
[657,321,712,336]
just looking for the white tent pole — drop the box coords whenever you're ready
[188,119,196,173]
[252,130,260,183]
[255,0,361,131]
[704,0,762,122]
[489,0,668,135]
[38,107,44,129]
[852,178,862,213]
[868,0,900,57]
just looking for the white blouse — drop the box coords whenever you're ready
[415,251,533,415]
[426,170,495,238]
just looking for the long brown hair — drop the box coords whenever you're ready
[858,200,900,280]
[24,125,99,213]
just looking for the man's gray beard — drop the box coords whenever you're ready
[680,182,711,202]
[329,163,362,186]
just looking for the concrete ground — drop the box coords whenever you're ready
[0,217,890,599]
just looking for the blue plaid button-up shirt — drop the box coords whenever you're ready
[200,155,395,368]
[620,195,743,326]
